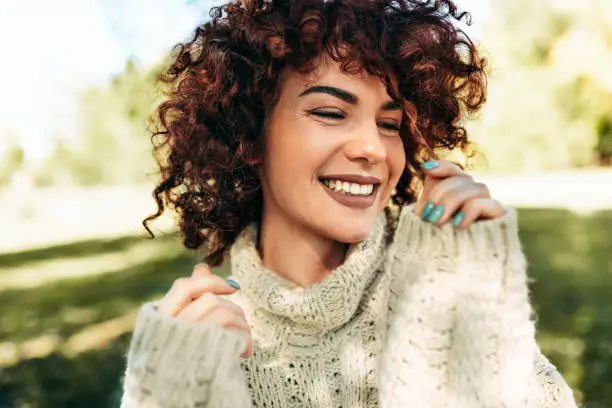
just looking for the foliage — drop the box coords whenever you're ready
[0,142,25,187]
[31,60,164,187]
[468,0,612,172]
[6,0,609,188]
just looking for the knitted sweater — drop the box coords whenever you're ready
[121,205,578,408]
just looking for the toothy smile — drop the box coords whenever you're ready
[318,174,381,208]
[321,179,374,196]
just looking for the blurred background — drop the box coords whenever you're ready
[0,0,611,406]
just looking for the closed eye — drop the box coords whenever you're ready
[308,109,400,133]
[307,109,346,120]
[379,122,400,131]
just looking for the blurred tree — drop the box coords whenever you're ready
[33,59,164,187]
[469,1,612,405]
[471,0,612,172]
[73,59,163,186]
[0,141,24,187]
[32,135,81,187]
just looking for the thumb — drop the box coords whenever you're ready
[191,263,212,278]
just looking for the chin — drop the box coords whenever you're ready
[322,216,377,244]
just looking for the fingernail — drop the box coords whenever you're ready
[421,201,435,221]
[452,211,465,227]
[226,278,240,290]
[427,205,444,223]
[421,160,439,170]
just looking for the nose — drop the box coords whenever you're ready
[343,122,387,164]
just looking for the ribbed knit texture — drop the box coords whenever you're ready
[121,205,578,408]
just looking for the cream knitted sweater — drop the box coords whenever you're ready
[121,206,578,408]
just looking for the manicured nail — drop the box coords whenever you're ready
[452,211,465,227]
[427,205,444,223]
[421,201,435,221]
[226,278,240,290]
[421,160,439,170]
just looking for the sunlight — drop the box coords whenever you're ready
[0,311,138,366]
[0,236,182,290]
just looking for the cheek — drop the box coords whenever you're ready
[263,142,302,195]
[376,138,406,210]
[386,137,407,186]
[263,121,331,193]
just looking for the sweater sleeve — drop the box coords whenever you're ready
[378,205,578,408]
[120,302,253,408]
[530,352,578,407]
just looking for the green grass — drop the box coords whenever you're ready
[0,235,151,269]
[518,209,612,408]
[0,233,197,408]
[0,208,610,407]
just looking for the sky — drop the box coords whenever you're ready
[0,0,490,164]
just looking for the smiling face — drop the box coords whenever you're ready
[260,60,407,244]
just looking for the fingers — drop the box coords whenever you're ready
[416,159,504,228]
[177,293,245,322]
[454,198,505,229]
[178,296,251,335]
[157,263,253,358]
[421,159,466,179]
[191,263,212,278]
[427,180,490,225]
[427,175,478,205]
[177,295,253,358]
[157,274,238,317]
[413,181,440,217]
[414,160,467,216]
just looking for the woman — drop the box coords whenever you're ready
[121,0,577,407]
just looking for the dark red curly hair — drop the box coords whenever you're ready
[143,0,487,267]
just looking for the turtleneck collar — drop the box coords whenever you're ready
[230,212,388,333]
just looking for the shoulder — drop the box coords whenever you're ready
[388,204,521,258]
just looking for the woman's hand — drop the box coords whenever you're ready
[413,159,504,229]
[156,264,253,358]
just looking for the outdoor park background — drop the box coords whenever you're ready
[1,0,611,407]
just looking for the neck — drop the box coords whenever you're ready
[258,208,348,289]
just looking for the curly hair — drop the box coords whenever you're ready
[143,0,487,267]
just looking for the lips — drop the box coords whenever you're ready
[319,174,382,185]
[318,174,381,209]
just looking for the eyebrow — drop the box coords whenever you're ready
[299,85,401,111]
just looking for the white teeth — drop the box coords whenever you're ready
[321,178,375,196]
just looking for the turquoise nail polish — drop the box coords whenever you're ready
[226,278,240,290]
[421,160,439,170]
[421,201,435,221]
[427,205,444,223]
[452,211,465,227]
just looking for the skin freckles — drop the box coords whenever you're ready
[257,60,406,287]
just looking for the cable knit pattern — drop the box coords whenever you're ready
[121,205,578,408]
[380,207,549,407]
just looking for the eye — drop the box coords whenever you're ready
[307,109,346,120]
[378,121,401,133]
